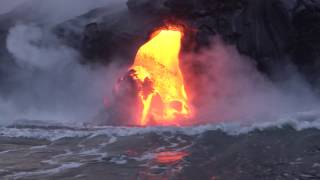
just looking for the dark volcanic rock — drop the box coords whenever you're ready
[291,7,320,86]
[54,0,320,86]
[125,0,320,86]
[54,4,165,65]
[1,0,320,88]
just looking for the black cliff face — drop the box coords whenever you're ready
[1,0,320,89]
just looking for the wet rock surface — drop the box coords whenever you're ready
[0,126,320,179]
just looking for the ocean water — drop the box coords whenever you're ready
[1,111,320,179]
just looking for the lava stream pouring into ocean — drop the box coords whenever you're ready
[129,26,193,126]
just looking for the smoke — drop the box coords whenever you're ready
[0,0,127,125]
[182,38,319,124]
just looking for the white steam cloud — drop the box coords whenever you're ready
[0,0,127,125]
[183,38,319,124]
[1,23,125,125]
[7,24,77,69]
[0,0,126,25]
[0,0,28,14]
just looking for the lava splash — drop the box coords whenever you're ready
[130,26,192,126]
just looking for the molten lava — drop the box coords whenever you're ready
[130,26,192,126]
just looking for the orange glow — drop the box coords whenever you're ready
[130,26,192,126]
[155,151,189,164]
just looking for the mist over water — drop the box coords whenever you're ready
[0,0,319,128]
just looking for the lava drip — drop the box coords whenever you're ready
[129,26,192,126]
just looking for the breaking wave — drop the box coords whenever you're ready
[1,110,320,141]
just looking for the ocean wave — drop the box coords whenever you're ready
[1,111,320,141]
[6,162,83,179]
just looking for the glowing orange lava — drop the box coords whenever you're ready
[130,26,192,126]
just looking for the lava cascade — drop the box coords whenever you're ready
[130,26,192,126]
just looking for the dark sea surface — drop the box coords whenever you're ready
[1,112,320,180]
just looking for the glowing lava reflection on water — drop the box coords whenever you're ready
[155,151,189,164]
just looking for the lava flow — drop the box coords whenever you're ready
[129,26,192,126]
